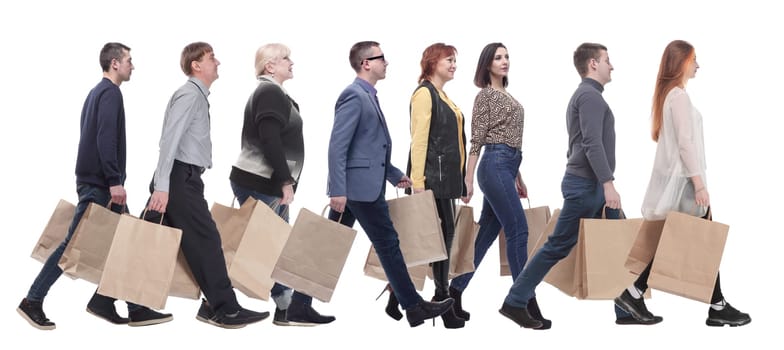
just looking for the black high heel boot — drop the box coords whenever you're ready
[449,286,471,321]
[527,297,551,329]
[432,293,465,328]
[375,284,402,321]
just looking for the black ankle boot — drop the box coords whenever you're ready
[527,297,551,329]
[449,286,470,321]
[375,284,402,321]
[405,298,454,327]
[433,293,465,329]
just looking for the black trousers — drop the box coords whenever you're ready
[431,198,456,297]
[146,161,240,313]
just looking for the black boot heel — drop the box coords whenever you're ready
[376,284,402,321]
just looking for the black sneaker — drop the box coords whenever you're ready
[197,305,270,329]
[614,290,660,323]
[285,302,336,326]
[272,308,290,326]
[498,302,542,329]
[128,307,173,327]
[17,298,55,330]
[706,303,751,327]
[86,293,129,325]
[616,315,663,325]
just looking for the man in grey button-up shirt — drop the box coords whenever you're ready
[145,42,269,328]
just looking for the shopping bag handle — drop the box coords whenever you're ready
[322,204,344,222]
[600,205,626,219]
[233,196,290,219]
[140,209,165,225]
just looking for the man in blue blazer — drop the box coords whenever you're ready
[327,41,453,327]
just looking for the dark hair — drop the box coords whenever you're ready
[473,42,508,88]
[651,40,695,141]
[349,41,380,72]
[99,42,131,72]
[418,43,457,83]
[573,42,608,77]
[180,42,214,76]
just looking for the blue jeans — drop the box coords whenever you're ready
[347,191,423,310]
[230,181,311,306]
[505,173,611,307]
[27,183,141,311]
[451,144,529,291]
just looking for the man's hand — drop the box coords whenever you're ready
[330,196,347,213]
[396,175,412,189]
[603,181,621,209]
[109,185,127,206]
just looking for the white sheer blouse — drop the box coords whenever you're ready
[641,87,708,220]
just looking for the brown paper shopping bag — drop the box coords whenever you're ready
[387,190,447,266]
[58,202,122,284]
[364,246,428,291]
[169,250,201,299]
[573,216,645,299]
[500,202,552,276]
[97,214,183,310]
[212,199,291,300]
[624,220,665,275]
[31,199,75,263]
[648,210,728,303]
[449,205,478,278]
[529,209,580,295]
[271,206,357,302]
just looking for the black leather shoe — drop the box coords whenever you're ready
[449,286,470,321]
[197,306,270,329]
[527,297,552,329]
[433,293,464,329]
[128,307,173,327]
[286,301,336,326]
[499,302,543,329]
[272,307,290,326]
[86,293,129,325]
[614,290,659,323]
[376,284,402,321]
[706,303,751,327]
[17,298,55,330]
[616,315,663,325]
[405,298,454,327]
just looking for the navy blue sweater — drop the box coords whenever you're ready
[75,78,126,188]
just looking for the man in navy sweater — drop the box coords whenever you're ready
[17,43,172,330]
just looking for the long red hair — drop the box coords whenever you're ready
[651,40,694,141]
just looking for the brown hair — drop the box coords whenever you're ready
[418,43,457,84]
[573,42,607,78]
[99,42,130,72]
[180,42,213,76]
[473,42,508,88]
[651,40,695,141]
[349,41,380,72]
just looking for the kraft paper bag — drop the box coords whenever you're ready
[573,216,647,299]
[387,190,447,266]
[58,202,122,284]
[212,199,291,300]
[31,199,75,263]
[364,246,427,291]
[271,206,357,302]
[97,214,182,310]
[648,210,728,303]
[529,209,581,295]
[624,220,666,275]
[448,205,478,278]
[168,250,201,299]
[500,203,552,276]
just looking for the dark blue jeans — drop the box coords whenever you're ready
[451,144,529,291]
[346,191,423,310]
[505,173,611,307]
[230,181,311,306]
[27,183,141,311]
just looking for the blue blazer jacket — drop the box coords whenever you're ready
[327,78,404,202]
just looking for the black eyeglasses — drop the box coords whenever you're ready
[364,54,385,62]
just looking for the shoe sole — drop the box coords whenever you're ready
[706,317,752,327]
[85,307,130,325]
[272,320,292,326]
[195,315,246,329]
[17,307,55,330]
[498,308,543,329]
[616,316,663,325]
[128,315,174,327]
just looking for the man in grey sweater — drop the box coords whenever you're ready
[499,42,621,329]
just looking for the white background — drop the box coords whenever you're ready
[1,0,779,348]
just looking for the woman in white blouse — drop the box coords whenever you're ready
[613,40,751,327]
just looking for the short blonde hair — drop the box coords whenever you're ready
[255,43,291,77]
